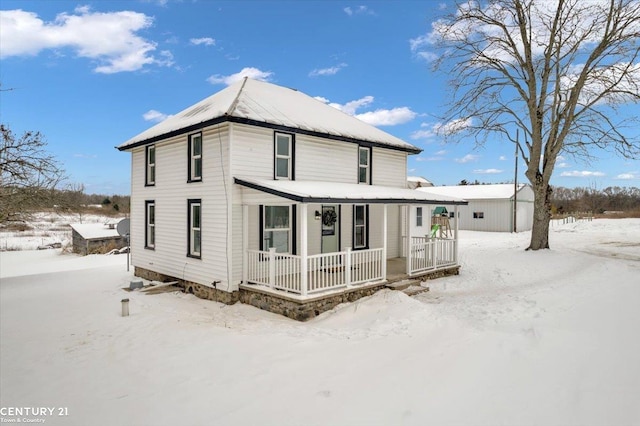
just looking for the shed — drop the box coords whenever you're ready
[416,184,535,232]
[71,223,127,255]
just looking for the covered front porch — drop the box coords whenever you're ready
[236,178,468,300]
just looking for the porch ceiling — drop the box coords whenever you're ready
[234,177,468,205]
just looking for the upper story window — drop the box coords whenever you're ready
[416,207,423,227]
[274,132,294,180]
[188,199,202,258]
[188,133,202,182]
[145,145,156,186]
[145,200,155,249]
[358,146,371,184]
[473,211,484,219]
[263,205,291,253]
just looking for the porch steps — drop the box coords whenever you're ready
[385,279,429,296]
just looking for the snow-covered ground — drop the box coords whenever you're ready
[1,219,639,426]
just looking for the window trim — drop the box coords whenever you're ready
[187,199,202,258]
[274,132,295,180]
[188,132,203,183]
[145,145,156,186]
[358,146,372,185]
[353,204,369,250]
[416,207,423,227]
[145,200,155,250]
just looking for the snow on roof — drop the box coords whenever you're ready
[70,223,121,240]
[407,176,433,184]
[117,78,420,153]
[417,184,528,200]
[235,177,468,205]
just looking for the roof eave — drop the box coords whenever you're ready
[116,115,422,154]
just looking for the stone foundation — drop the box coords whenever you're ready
[134,266,239,304]
[133,265,461,321]
[239,283,388,321]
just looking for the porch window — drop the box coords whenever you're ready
[188,199,202,258]
[145,200,155,249]
[188,133,202,182]
[353,204,368,249]
[416,207,423,227]
[263,205,291,253]
[145,145,156,186]
[473,211,484,219]
[274,133,293,180]
[358,146,371,184]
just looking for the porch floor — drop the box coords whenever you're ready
[386,257,409,283]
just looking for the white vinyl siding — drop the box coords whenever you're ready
[371,147,406,186]
[130,124,231,290]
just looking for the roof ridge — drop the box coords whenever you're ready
[225,76,249,116]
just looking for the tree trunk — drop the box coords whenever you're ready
[528,178,552,250]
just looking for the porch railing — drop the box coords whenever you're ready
[246,247,384,296]
[409,237,457,275]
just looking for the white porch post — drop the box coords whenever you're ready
[242,204,248,284]
[382,204,387,279]
[299,203,308,296]
[405,204,412,275]
[454,204,459,264]
[268,248,276,289]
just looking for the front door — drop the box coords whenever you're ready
[321,205,339,253]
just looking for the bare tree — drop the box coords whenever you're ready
[423,0,640,249]
[0,124,66,222]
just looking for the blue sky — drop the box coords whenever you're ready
[1,0,638,196]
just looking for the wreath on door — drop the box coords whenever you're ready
[322,209,337,226]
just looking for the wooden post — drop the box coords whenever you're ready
[268,247,276,289]
[242,204,248,284]
[406,204,412,275]
[345,247,352,287]
[382,204,387,280]
[454,205,459,264]
[299,203,308,296]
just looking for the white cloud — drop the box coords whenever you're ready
[316,95,416,126]
[455,154,480,163]
[356,107,417,126]
[499,155,507,161]
[0,7,164,73]
[434,117,473,135]
[616,172,639,180]
[73,153,97,159]
[473,168,503,174]
[143,109,171,122]
[410,129,435,140]
[190,37,215,46]
[207,67,273,85]
[557,162,570,168]
[435,149,447,155]
[560,170,606,177]
[344,6,375,16]
[309,63,347,77]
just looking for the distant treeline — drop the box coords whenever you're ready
[1,185,130,222]
[551,186,640,214]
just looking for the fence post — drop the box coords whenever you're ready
[268,247,276,289]
[345,247,352,287]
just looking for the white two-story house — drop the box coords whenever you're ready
[117,78,467,320]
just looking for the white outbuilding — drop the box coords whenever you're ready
[416,184,535,232]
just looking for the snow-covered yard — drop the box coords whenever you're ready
[1,219,639,426]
